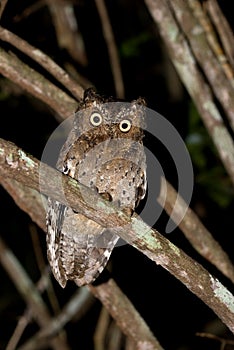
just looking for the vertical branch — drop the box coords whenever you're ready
[0,0,8,18]
[46,0,87,66]
[94,0,125,98]
[94,307,111,350]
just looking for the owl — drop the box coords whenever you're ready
[46,88,147,287]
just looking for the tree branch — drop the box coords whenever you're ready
[0,26,85,100]
[169,0,234,130]
[1,21,234,342]
[0,236,69,350]
[46,0,87,66]
[1,22,233,279]
[158,178,234,284]
[18,288,95,350]
[144,0,234,186]
[0,30,233,285]
[0,47,78,119]
[205,0,234,69]
[94,0,125,98]
[187,0,234,84]
[1,36,233,284]
[0,138,162,347]
[0,0,8,19]
[0,137,234,334]
[89,279,162,350]
[0,177,47,232]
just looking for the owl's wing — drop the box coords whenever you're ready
[46,198,67,287]
[47,201,118,287]
[47,129,120,287]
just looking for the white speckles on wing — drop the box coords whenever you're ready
[47,202,119,287]
[46,199,67,287]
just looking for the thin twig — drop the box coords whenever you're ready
[30,224,48,275]
[0,236,70,350]
[29,224,61,315]
[6,309,32,350]
[13,1,45,22]
[94,0,125,98]
[0,138,234,334]
[18,287,95,350]
[94,307,110,350]
[6,267,56,350]
[196,332,234,347]
[0,230,45,307]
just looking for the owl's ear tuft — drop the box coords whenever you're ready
[134,97,146,106]
[83,88,109,105]
[83,87,97,102]
[76,87,98,112]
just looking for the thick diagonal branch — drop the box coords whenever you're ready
[0,47,78,119]
[144,0,234,186]
[0,138,163,350]
[0,36,234,286]
[0,138,234,334]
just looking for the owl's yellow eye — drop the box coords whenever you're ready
[90,112,103,126]
[119,119,131,132]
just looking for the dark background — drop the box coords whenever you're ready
[0,1,234,349]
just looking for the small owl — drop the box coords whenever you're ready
[46,88,147,287]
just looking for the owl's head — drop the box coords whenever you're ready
[73,88,146,141]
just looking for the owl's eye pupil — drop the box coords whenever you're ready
[93,116,100,123]
[119,119,131,132]
[90,112,103,126]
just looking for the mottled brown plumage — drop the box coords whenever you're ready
[46,88,147,287]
